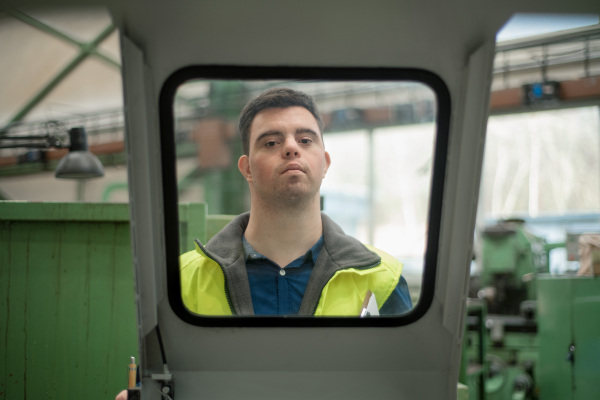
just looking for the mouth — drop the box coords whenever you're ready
[282,164,304,174]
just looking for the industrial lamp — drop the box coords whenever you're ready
[0,126,104,179]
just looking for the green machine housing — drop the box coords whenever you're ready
[463,219,600,400]
[475,219,547,315]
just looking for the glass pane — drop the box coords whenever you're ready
[474,106,600,308]
[173,79,438,316]
[482,107,600,219]
[0,8,124,203]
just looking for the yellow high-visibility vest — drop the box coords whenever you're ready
[179,243,403,316]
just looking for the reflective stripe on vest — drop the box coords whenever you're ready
[179,243,402,316]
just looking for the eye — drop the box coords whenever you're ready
[265,141,278,147]
[299,138,313,144]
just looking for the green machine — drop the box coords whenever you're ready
[0,201,233,399]
[474,219,547,315]
[536,275,600,400]
[462,219,600,400]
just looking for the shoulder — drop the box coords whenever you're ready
[364,245,404,288]
[179,247,204,271]
[364,245,402,270]
[363,246,411,314]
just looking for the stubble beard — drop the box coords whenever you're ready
[261,180,320,215]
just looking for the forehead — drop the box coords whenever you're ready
[249,106,320,139]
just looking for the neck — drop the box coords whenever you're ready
[244,196,323,267]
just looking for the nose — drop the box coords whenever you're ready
[283,137,300,158]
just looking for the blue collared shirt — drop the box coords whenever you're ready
[243,236,413,315]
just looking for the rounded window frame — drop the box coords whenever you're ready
[159,66,451,327]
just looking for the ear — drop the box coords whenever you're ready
[238,155,252,182]
[323,151,331,177]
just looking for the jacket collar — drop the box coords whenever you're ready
[320,212,381,268]
[202,212,380,269]
[298,213,381,314]
[197,211,381,315]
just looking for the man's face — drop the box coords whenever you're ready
[238,106,331,208]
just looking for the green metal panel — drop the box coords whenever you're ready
[481,234,519,276]
[206,214,236,243]
[0,201,211,399]
[537,276,573,400]
[571,282,600,400]
[178,203,208,253]
[537,275,600,400]
[0,202,137,399]
[481,224,546,294]
[0,201,131,221]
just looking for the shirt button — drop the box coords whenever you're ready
[279,269,286,276]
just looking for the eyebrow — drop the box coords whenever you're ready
[254,130,283,144]
[296,128,320,138]
[254,128,321,145]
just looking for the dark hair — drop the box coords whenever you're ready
[238,87,324,155]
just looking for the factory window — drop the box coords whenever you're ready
[476,105,600,275]
[0,7,125,203]
[160,66,450,327]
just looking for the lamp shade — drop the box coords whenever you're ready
[54,127,104,179]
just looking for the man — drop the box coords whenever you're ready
[179,87,412,316]
[116,87,412,400]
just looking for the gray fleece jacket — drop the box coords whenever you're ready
[195,212,394,315]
